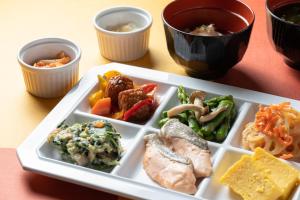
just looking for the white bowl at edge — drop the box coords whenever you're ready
[17,37,81,98]
[93,6,152,62]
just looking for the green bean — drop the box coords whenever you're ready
[215,100,236,142]
[204,134,215,141]
[161,111,168,118]
[177,112,188,124]
[200,100,233,136]
[215,116,231,142]
[188,115,204,137]
[178,86,190,104]
[158,118,169,127]
[160,86,237,143]
[177,86,206,137]
[229,103,237,123]
[204,95,233,108]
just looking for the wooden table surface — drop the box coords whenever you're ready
[1,0,300,199]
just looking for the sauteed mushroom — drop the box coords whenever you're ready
[199,107,227,123]
[189,91,208,119]
[167,104,206,118]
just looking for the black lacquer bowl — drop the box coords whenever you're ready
[266,0,300,69]
[162,0,255,79]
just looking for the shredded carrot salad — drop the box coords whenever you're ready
[254,102,300,159]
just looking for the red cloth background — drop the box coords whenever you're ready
[216,0,300,100]
[0,149,118,200]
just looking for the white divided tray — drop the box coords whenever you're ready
[17,63,300,200]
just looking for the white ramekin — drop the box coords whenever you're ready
[17,38,81,98]
[93,6,152,62]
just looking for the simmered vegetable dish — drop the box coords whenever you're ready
[89,70,158,122]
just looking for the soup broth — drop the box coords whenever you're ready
[167,8,248,35]
[186,24,232,35]
[274,3,300,25]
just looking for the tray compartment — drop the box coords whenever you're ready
[198,148,300,200]
[76,75,173,120]
[38,111,141,173]
[229,103,259,149]
[198,149,249,200]
[229,102,300,165]
[151,86,248,142]
[114,129,221,196]
[145,86,178,127]
[223,102,254,146]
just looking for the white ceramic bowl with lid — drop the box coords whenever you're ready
[93,6,152,62]
[18,37,81,98]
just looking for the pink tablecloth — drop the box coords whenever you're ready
[216,0,300,100]
[0,148,118,200]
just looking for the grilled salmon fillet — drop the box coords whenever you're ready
[160,119,212,177]
[143,134,197,194]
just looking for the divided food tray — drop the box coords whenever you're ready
[17,63,300,200]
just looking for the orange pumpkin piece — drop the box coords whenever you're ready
[91,97,111,116]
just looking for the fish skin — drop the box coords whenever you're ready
[160,118,208,150]
[144,134,191,164]
[161,137,212,177]
[160,119,212,177]
[143,133,197,194]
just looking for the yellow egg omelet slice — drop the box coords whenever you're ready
[220,155,283,200]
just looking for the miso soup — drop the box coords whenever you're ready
[274,3,300,25]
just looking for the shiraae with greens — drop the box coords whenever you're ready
[47,120,122,170]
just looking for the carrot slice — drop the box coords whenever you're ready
[280,153,293,159]
[91,97,111,116]
[94,121,105,128]
[254,102,295,151]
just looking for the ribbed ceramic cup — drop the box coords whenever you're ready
[18,38,81,98]
[93,6,152,62]
[266,0,300,69]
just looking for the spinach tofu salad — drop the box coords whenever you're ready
[47,120,122,171]
[159,86,237,143]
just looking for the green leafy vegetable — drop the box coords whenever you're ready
[48,120,122,171]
